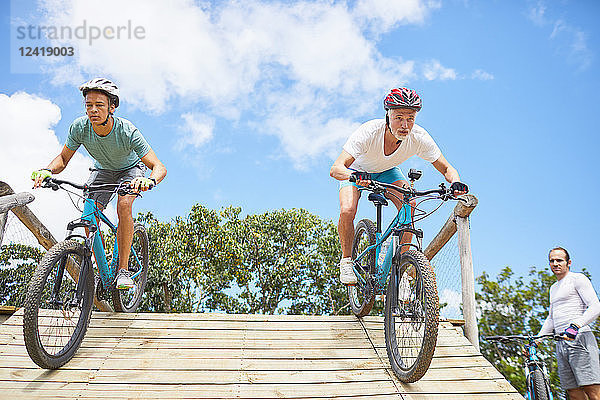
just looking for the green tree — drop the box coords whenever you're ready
[136,205,238,313]
[0,243,43,306]
[135,205,347,315]
[1,204,349,317]
[477,266,598,399]
[220,207,347,314]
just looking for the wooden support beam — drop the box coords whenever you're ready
[456,215,479,351]
[0,212,7,247]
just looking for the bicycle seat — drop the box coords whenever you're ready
[368,192,388,206]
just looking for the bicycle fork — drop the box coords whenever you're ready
[525,357,553,400]
[49,244,92,310]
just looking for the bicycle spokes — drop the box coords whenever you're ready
[384,250,438,382]
[36,250,85,356]
[390,266,426,364]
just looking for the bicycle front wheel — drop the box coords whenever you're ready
[530,369,550,400]
[384,249,439,382]
[347,219,376,317]
[112,223,149,312]
[23,240,94,369]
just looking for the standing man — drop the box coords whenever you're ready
[538,247,600,400]
[31,78,167,290]
[330,87,468,284]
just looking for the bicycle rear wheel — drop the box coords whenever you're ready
[384,249,439,382]
[347,219,376,317]
[530,369,550,400]
[112,223,149,312]
[23,240,94,369]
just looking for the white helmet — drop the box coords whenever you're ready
[79,78,120,107]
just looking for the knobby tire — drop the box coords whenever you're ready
[530,369,550,400]
[348,219,376,317]
[23,240,94,369]
[111,223,149,312]
[384,249,439,382]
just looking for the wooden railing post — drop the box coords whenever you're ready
[0,212,7,247]
[0,181,112,312]
[455,196,479,351]
[424,194,479,350]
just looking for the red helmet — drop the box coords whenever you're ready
[384,87,422,112]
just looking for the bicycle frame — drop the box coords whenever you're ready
[64,194,144,291]
[485,334,556,400]
[353,198,416,294]
[525,338,554,400]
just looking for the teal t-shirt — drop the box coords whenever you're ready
[65,116,151,170]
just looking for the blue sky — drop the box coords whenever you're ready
[1,0,599,291]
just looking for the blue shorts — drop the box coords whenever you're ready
[339,167,407,190]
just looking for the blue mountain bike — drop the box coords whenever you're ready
[485,334,560,400]
[348,169,463,382]
[23,177,151,369]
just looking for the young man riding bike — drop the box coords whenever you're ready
[31,78,167,290]
[330,87,468,284]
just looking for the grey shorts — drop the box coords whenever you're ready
[85,162,146,207]
[556,331,600,390]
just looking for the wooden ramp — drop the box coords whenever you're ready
[0,310,522,399]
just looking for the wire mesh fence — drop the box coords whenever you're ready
[429,233,463,320]
[1,211,41,249]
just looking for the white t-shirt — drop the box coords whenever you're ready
[539,271,600,335]
[343,119,442,173]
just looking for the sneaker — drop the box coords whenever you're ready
[115,269,134,290]
[339,258,357,285]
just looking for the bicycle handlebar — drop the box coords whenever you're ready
[349,174,453,199]
[42,177,154,195]
[484,334,563,343]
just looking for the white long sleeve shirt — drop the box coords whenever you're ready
[539,271,600,335]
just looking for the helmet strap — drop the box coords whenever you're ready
[99,113,112,126]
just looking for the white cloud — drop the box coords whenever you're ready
[177,112,215,150]
[551,21,592,70]
[0,91,115,241]
[31,0,472,166]
[353,0,441,31]
[440,288,462,319]
[527,2,593,71]
[550,19,566,39]
[527,1,546,26]
[471,69,494,80]
[423,60,457,81]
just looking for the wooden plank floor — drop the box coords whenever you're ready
[0,310,522,399]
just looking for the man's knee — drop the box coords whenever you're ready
[567,388,586,400]
[339,203,357,221]
[583,384,600,398]
[116,196,135,217]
